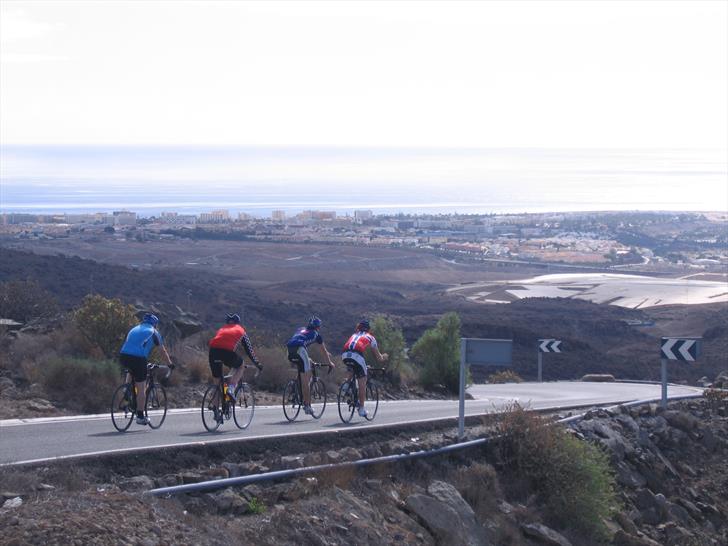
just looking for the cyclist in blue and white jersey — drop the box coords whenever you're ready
[119,314,173,425]
[286,316,335,415]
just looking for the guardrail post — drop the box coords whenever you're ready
[458,338,466,440]
[660,358,668,408]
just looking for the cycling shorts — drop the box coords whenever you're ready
[209,347,243,379]
[119,353,148,383]
[342,351,367,378]
[288,346,311,373]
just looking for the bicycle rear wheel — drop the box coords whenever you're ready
[233,382,255,429]
[282,380,301,422]
[364,381,379,421]
[111,384,134,432]
[309,378,327,419]
[337,381,356,424]
[145,385,167,429]
[202,384,222,432]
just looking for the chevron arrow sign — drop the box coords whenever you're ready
[539,339,562,353]
[660,338,700,361]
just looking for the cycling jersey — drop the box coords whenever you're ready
[120,323,162,359]
[342,331,378,354]
[286,327,323,349]
[209,324,260,365]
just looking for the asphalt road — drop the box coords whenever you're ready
[0,382,702,466]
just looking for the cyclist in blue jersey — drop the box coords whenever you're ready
[286,316,335,415]
[119,314,173,425]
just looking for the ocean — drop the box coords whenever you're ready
[1,146,726,216]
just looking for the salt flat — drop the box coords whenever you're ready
[450,273,728,309]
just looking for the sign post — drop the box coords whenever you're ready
[659,337,700,408]
[458,338,513,439]
[537,339,561,382]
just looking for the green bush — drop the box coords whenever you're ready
[488,370,523,384]
[496,404,619,540]
[74,294,137,358]
[410,312,464,393]
[40,357,120,414]
[370,315,414,386]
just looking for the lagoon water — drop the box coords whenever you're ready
[1,146,726,215]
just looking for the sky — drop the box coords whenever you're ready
[1,1,727,149]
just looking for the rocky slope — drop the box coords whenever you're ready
[1,398,726,546]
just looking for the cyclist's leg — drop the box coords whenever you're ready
[297,347,313,406]
[121,354,148,418]
[229,353,245,387]
[208,349,225,406]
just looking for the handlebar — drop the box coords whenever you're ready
[148,362,174,379]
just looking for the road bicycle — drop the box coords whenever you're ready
[201,364,257,432]
[336,365,384,423]
[282,361,330,421]
[111,362,174,432]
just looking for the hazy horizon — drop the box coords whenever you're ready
[1,145,726,216]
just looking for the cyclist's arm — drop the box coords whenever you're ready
[371,344,389,362]
[237,333,262,368]
[319,342,335,367]
[160,344,173,366]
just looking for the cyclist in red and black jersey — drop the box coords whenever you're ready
[341,319,388,418]
[208,314,262,400]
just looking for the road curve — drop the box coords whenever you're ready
[0,381,702,466]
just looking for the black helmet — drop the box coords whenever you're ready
[357,319,370,332]
[307,315,322,329]
[226,313,241,324]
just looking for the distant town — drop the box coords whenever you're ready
[2,209,727,273]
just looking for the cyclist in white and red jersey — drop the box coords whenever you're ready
[341,319,388,417]
[208,313,262,401]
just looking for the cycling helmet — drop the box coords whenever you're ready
[142,313,159,327]
[357,319,370,332]
[226,313,241,324]
[307,315,322,329]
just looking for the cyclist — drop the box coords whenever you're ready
[208,313,263,406]
[341,319,388,418]
[286,316,335,416]
[119,313,173,425]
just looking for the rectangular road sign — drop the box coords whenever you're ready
[661,338,701,362]
[463,338,513,367]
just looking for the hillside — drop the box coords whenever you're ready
[1,245,726,384]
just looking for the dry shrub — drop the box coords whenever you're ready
[169,343,209,384]
[495,403,618,541]
[704,388,728,411]
[317,464,357,489]
[40,357,119,414]
[488,370,523,384]
[255,346,295,393]
[452,462,501,517]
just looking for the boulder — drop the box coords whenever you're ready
[406,481,489,546]
[662,411,698,432]
[713,370,728,389]
[613,530,662,546]
[581,374,615,382]
[118,475,155,491]
[1,497,23,509]
[172,317,203,338]
[520,522,573,546]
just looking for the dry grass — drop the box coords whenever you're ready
[488,370,523,384]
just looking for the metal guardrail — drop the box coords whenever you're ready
[147,391,707,497]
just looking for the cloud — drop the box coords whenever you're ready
[0,9,59,44]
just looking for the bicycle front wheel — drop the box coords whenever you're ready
[310,378,327,419]
[145,385,167,429]
[202,384,222,432]
[282,380,301,422]
[233,382,255,429]
[364,381,379,421]
[337,381,355,424]
[111,384,134,432]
